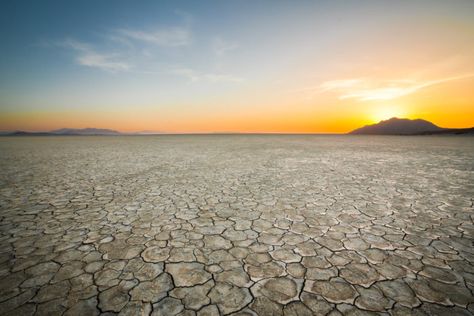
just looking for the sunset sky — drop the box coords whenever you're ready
[1,0,473,133]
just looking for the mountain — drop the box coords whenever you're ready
[4,128,121,136]
[349,117,474,135]
[7,131,55,136]
[51,128,121,135]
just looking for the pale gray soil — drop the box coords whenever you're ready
[0,135,473,315]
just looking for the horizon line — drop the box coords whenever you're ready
[0,131,347,135]
[2,117,474,135]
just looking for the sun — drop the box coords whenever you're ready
[371,105,406,123]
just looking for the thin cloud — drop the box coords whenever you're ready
[169,67,243,83]
[118,27,191,47]
[76,53,130,72]
[213,37,238,56]
[291,78,365,95]
[319,74,474,101]
[60,39,130,72]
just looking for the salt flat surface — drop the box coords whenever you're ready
[0,135,473,315]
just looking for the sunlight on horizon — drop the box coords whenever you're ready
[370,105,408,124]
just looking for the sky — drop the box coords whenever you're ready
[1,0,473,133]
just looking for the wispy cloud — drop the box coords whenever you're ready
[118,27,191,47]
[169,67,243,83]
[317,74,474,101]
[60,39,130,72]
[56,16,244,83]
[212,37,238,56]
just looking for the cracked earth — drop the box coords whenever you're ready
[0,135,473,315]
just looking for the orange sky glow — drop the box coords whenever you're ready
[1,1,473,133]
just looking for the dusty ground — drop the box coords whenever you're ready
[0,135,473,315]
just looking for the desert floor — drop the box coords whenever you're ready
[0,135,473,315]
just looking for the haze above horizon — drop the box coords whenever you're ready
[1,0,473,133]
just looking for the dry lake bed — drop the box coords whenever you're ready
[0,135,473,316]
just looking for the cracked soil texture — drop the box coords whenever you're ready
[0,135,473,315]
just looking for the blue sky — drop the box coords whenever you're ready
[1,0,473,132]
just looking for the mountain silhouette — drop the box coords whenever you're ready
[51,128,121,135]
[350,118,441,135]
[349,117,474,135]
[6,128,121,136]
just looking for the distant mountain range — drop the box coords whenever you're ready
[349,118,474,135]
[2,119,473,136]
[50,128,121,135]
[3,128,122,136]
